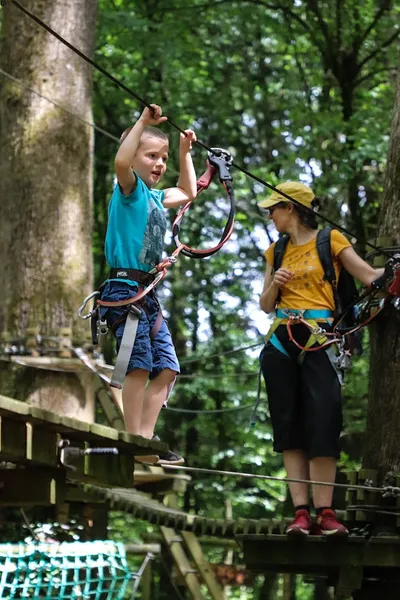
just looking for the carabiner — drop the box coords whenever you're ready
[77,290,100,320]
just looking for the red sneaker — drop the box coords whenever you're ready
[315,509,349,537]
[286,509,312,536]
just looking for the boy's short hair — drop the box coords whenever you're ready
[119,125,169,145]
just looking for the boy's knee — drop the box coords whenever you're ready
[156,368,177,383]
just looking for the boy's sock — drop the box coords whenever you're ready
[315,506,331,516]
[295,504,310,513]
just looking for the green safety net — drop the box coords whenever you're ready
[0,540,133,599]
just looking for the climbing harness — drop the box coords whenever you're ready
[332,254,400,336]
[78,148,234,388]
[269,226,400,361]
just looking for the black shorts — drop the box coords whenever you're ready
[260,323,342,459]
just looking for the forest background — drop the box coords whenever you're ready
[0,0,399,598]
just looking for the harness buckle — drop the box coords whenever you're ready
[281,308,304,320]
[97,317,108,336]
[208,147,233,182]
[311,325,324,335]
[129,304,142,318]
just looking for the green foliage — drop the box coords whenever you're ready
[90,1,399,596]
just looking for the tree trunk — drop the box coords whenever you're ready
[357,53,400,600]
[363,56,400,474]
[0,0,97,420]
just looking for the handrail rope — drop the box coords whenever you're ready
[0,67,120,143]
[347,505,400,518]
[6,0,394,260]
[145,463,400,496]
[16,338,261,415]
[180,342,264,364]
[97,363,259,378]
[164,404,254,414]
[2,335,264,365]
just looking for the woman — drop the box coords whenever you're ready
[259,181,383,536]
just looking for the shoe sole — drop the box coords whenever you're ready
[135,455,160,464]
[320,529,349,537]
[157,457,185,466]
[286,528,310,537]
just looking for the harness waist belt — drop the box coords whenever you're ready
[276,309,333,320]
[109,268,155,285]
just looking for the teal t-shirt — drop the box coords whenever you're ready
[105,176,167,283]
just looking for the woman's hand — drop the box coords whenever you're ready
[273,268,295,288]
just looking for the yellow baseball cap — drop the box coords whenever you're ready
[258,181,315,209]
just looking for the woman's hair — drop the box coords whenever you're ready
[292,197,321,229]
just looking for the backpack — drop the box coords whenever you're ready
[273,227,362,352]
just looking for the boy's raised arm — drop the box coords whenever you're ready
[163,130,197,208]
[115,105,167,196]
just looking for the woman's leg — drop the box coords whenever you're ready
[283,449,310,506]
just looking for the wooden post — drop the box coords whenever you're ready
[141,560,152,600]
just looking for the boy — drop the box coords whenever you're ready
[100,104,197,464]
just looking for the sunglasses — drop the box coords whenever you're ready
[266,202,288,216]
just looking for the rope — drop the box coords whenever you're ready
[20,509,40,541]
[6,0,394,260]
[180,342,263,365]
[164,403,254,414]
[147,463,398,496]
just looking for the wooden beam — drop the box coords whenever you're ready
[0,467,65,506]
[182,531,224,600]
[125,543,161,555]
[160,526,203,600]
[238,534,400,570]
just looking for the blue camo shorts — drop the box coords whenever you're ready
[100,281,180,379]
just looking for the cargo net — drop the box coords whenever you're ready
[0,541,133,599]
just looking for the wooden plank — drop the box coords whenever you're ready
[160,526,203,600]
[238,535,400,570]
[26,423,58,465]
[0,467,65,506]
[0,416,26,459]
[0,394,30,417]
[118,431,168,455]
[335,566,363,598]
[64,484,105,504]
[182,531,224,600]
[85,448,133,488]
[92,378,125,430]
[140,560,152,600]
[8,356,87,372]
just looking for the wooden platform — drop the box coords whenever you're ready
[0,393,168,498]
[237,534,400,597]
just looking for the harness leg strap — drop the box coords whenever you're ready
[110,305,141,389]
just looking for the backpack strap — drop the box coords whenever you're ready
[273,234,290,271]
[316,227,341,316]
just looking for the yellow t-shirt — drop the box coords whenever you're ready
[264,230,352,311]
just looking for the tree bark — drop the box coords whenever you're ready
[363,55,400,475]
[0,0,97,419]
